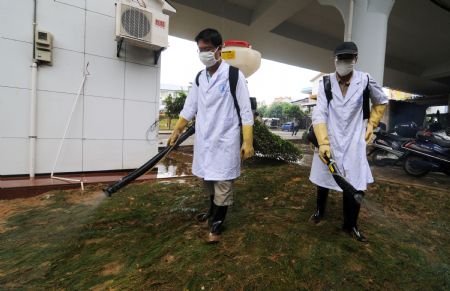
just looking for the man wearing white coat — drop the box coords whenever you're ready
[309,42,388,242]
[168,29,254,243]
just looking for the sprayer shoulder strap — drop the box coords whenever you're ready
[323,75,333,106]
[228,66,242,126]
[323,74,371,120]
[362,74,370,120]
[195,70,202,87]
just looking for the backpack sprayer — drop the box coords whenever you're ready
[103,40,261,197]
[306,75,367,204]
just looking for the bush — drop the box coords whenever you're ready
[253,120,302,162]
[301,129,309,144]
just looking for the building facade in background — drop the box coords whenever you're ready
[0,0,173,176]
[273,96,292,104]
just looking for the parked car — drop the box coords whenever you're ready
[281,122,294,131]
[262,117,280,129]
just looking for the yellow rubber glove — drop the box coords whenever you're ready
[365,104,387,143]
[167,117,188,146]
[313,123,331,164]
[240,125,254,160]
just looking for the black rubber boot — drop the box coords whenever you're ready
[342,191,351,230]
[310,186,328,223]
[207,205,228,243]
[350,200,367,242]
[195,195,215,223]
[348,226,367,242]
[343,191,367,242]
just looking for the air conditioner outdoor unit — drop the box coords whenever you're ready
[115,1,169,50]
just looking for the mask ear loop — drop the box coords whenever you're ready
[215,46,221,60]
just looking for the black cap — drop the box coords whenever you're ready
[334,41,358,56]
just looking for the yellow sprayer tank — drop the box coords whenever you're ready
[221,40,261,78]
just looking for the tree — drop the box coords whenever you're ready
[164,94,173,128]
[164,91,187,129]
[172,91,187,115]
[262,102,307,126]
[258,105,268,117]
[265,102,303,123]
[285,104,304,120]
[281,103,293,121]
[267,103,284,119]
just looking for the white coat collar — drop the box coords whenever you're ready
[330,70,363,104]
[345,70,363,102]
[205,60,229,91]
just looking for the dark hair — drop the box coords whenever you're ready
[195,28,223,47]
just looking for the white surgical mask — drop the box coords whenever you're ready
[335,59,355,76]
[198,47,219,68]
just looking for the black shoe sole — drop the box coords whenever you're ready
[342,228,368,243]
[309,213,325,224]
[195,213,209,223]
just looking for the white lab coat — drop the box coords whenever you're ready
[309,70,388,191]
[180,61,254,181]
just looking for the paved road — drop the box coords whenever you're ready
[298,144,450,191]
[270,130,305,140]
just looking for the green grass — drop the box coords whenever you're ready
[159,118,178,130]
[0,161,449,290]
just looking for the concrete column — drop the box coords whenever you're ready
[320,0,395,130]
[351,0,395,85]
[319,0,395,85]
[318,0,352,33]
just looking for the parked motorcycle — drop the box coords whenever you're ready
[368,122,417,167]
[402,130,450,177]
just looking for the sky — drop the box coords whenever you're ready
[160,36,319,104]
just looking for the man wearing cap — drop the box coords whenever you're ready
[309,41,388,242]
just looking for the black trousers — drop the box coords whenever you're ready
[316,186,361,229]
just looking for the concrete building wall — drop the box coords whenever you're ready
[0,0,160,175]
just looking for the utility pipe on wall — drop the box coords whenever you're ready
[29,0,38,178]
[29,63,38,178]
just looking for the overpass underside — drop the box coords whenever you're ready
[168,0,450,97]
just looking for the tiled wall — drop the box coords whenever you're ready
[0,0,160,175]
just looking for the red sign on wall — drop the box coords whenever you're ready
[155,19,165,28]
